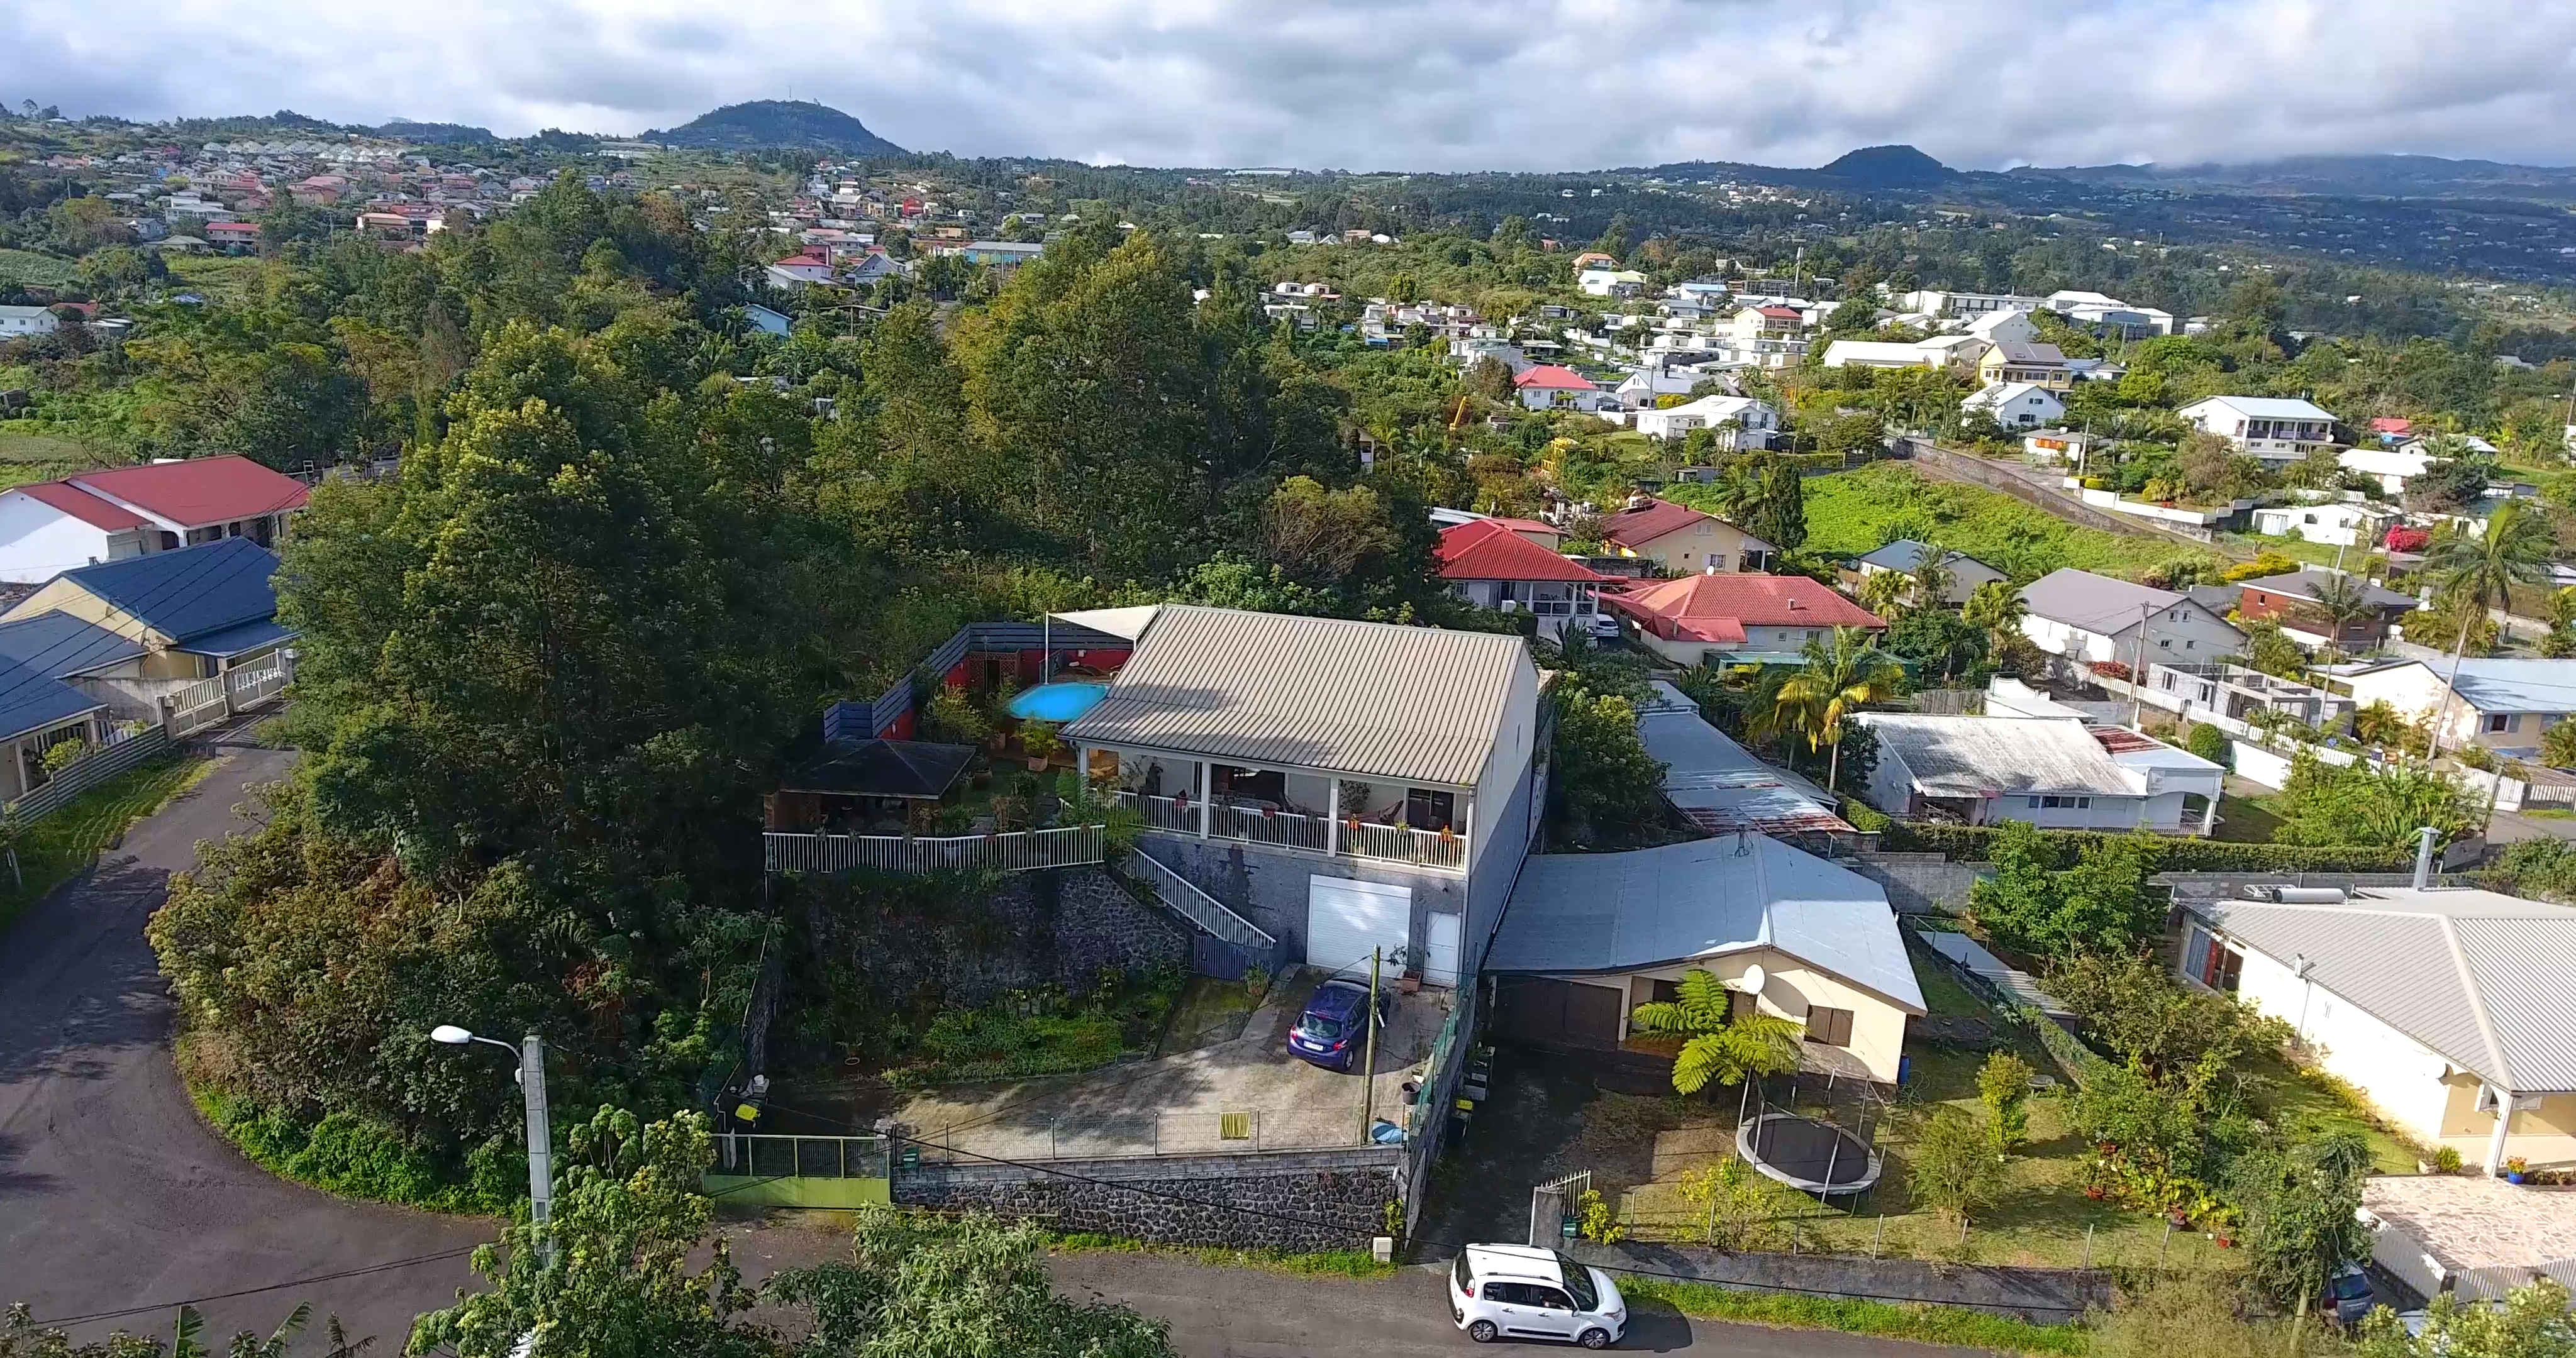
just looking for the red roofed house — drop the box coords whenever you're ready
[1513,364,1605,411]
[1435,519,1611,639]
[204,220,262,251]
[1599,497,1777,575]
[1605,573,1884,666]
[765,252,837,289]
[0,455,310,583]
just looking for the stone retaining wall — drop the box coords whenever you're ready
[894,1146,1404,1252]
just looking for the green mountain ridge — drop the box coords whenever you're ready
[641,100,906,156]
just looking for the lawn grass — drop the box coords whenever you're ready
[1618,947,2241,1274]
[1050,1232,1397,1279]
[1622,1278,2089,1357]
[0,428,105,463]
[2218,532,2353,570]
[1798,463,2224,582]
[0,753,214,933]
[2210,793,2287,844]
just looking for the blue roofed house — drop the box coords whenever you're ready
[0,538,295,720]
[1482,835,1926,1083]
[0,651,111,802]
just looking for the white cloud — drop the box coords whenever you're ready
[3,0,2573,170]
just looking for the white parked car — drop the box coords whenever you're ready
[1449,1243,1626,1348]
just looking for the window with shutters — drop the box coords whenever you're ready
[1804,1006,1854,1047]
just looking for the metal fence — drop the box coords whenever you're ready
[6,726,175,822]
[165,661,289,739]
[762,824,1105,875]
[1130,850,1275,949]
[713,1131,889,1180]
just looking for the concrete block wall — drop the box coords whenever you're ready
[1143,834,1464,970]
[894,1145,1405,1252]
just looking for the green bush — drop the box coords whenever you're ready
[2185,722,2231,764]
[194,1085,521,1213]
[1621,1279,2085,1356]
[1884,822,2411,873]
[1839,795,1894,833]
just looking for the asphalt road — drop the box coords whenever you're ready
[0,749,1992,1356]
[0,748,487,1346]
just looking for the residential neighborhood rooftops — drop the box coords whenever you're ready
[1511,365,1597,392]
[2338,657,2576,714]
[1609,573,1883,641]
[0,612,143,678]
[1855,539,2000,578]
[1060,604,1531,787]
[1638,680,1846,837]
[50,455,310,529]
[2180,395,2339,421]
[1434,519,1604,583]
[1600,498,1713,548]
[2189,887,2576,1091]
[38,537,284,646]
[1486,834,1924,1012]
[1858,714,2149,797]
[2236,567,2416,610]
[2019,568,2186,634]
[0,655,106,742]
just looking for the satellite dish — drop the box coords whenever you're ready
[1737,964,1765,995]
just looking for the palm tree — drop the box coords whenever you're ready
[1909,541,1957,609]
[2421,500,2557,758]
[1628,968,1806,1095]
[1856,567,1909,619]
[1775,627,1906,790]
[2304,572,2379,660]
[1962,578,2026,643]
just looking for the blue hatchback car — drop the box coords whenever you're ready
[1287,979,1390,1072]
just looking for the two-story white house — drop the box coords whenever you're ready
[1060,605,1543,988]
[2177,396,2341,465]
[0,455,311,584]
[1632,394,1779,446]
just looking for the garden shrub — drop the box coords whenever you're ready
[1884,821,2411,873]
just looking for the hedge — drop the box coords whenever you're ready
[1839,795,1894,834]
[1877,822,2414,873]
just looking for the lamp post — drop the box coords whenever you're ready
[434,1025,553,1261]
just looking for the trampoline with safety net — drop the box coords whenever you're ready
[1736,1110,1882,1195]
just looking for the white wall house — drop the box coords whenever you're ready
[0,456,311,585]
[2177,396,2340,464]
[2336,658,2576,759]
[1633,395,1779,445]
[2180,888,2576,1174]
[0,305,60,338]
[2018,568,2248,668]
[1855,713,2221,833]
[1963,380,2064,428]
[2249,499,2398,548]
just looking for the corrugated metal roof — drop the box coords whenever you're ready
[0,654,106,741]
[44,538,282,646]
[2019,568,2183,634]
[1060,605,1531,787]
[2193,888,2576,1091]
[0,612,143,678]
[1858,714,2144,797]
[1486,834,1924,1013]
[2442,660,2576,715]
[1639,681,1847,836]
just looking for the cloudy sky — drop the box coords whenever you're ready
[6,0,2575,172]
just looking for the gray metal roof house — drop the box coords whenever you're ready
[2182,886,2576,1175]
[1063,604,1544,990]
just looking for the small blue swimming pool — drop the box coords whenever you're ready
[1008,681,1110,723]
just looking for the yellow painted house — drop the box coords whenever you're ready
[1599,498,1777,574]
[1,536,294,683]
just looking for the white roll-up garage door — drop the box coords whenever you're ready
[1306,875,1411,978]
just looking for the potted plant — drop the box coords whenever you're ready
[1021,720,1060,772]
[2506,1156,2530,1184]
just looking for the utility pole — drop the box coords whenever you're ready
[2129,602,2151,728]
[520,1034,554,1257]
[1358,947,1382,1144]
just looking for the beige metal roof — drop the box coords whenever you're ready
[1062,605,1531,787]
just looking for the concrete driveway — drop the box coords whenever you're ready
[875,973,1448,1162]
[0,748,486,1344]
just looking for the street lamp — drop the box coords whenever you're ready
[434,1024,554,1257]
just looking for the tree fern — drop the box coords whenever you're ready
[1627,968,1806,1095]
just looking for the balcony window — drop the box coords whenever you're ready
[1406,788,1456,833]
[1214,765,1285,804]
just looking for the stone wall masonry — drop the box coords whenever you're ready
[894,1146,1405,1252]
[1848,850,1987,915]
[1048,865,1190,986]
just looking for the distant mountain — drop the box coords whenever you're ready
[642,100,905,156]
[1815,144,1957,188]
[2011,153,2576,202]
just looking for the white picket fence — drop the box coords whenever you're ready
[165,660,289,739]
[763,824,1106,875]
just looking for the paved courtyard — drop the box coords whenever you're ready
[892,970,1449,1162]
